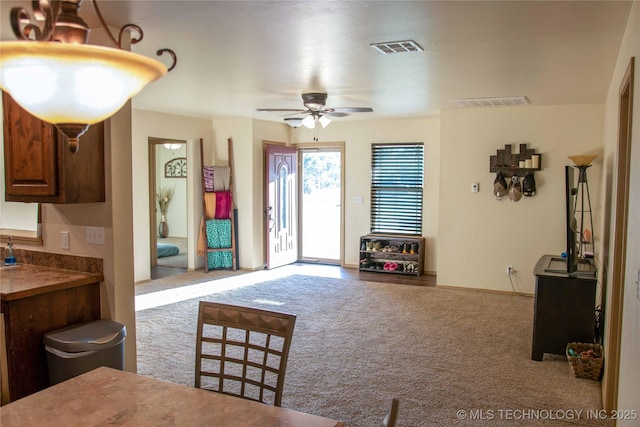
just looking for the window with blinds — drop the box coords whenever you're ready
[370,143,424,235]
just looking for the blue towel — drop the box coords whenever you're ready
[205,219,232,268]
[207,251,233,269]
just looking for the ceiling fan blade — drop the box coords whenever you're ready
[283,111,308,117]
[331,107,374,113]
[256,108,307,113]
[325,112,349,118]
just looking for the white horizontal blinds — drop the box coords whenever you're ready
[370,143,424,235]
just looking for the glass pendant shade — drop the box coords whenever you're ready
[302,115,315,129]
[318,115,331,128]
[284,117,303,128]
[0,41,167,126]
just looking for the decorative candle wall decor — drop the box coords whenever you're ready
[489,143,542,178]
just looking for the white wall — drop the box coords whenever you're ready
[292,117,441,273]
[438,104,603,293]
[601,1,640,420]
[209,117,255,269]
[132,110,213,282]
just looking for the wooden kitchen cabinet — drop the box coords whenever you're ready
[2,92,105,203]
[1,264,102,402]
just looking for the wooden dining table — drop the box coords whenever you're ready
[0,367,345,426]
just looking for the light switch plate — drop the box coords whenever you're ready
[61,231,70,250]
[86,226,105,245]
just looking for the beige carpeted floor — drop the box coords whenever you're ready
[156,237,187,269]
[135,265,609,427]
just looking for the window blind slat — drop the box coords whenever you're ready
[370,143,424,235]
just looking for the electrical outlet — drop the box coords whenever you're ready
[506,265,513,275]
[471,182,479,193]
[61,231,70,250]
[86,226,105,245]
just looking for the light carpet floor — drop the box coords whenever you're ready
[156,237,188,269]
[135,267,609,427]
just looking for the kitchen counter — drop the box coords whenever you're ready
[0,264,103,302]
[0,367,346,427]
[1,263,102,402]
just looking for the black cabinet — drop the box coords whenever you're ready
[531,255,597,361]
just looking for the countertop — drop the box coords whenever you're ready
[0,263,103,302]
[0,367,345,427]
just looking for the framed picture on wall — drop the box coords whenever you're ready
[165,157,187,178]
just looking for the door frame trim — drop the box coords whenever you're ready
[602,56,634,414]
[148,137,187,269]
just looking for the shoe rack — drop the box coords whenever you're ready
[359,235,425,276]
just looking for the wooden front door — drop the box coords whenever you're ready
[265,144,298,269]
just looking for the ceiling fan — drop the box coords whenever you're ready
[256,92,373,128]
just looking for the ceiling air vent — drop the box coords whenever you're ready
[454,96,530,107]
[371,40,423,55]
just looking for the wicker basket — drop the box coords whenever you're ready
[566,342,604,380]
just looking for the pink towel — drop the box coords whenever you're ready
[214,191,232,219]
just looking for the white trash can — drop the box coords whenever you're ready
[43,320,126,385]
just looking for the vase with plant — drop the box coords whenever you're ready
[156,186,175,238]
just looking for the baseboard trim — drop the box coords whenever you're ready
[436,283,534,298]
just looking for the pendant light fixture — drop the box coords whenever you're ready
[0,0,177,152]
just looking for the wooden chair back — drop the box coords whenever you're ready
[195,301,296,406]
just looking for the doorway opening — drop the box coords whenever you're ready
[299,146,344,265]
[149,138,188,279]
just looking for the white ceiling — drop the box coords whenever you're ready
[0,1,634,124]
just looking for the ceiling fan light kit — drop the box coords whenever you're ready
[257,92,373,129]
[302,115,316,129]
[284,117,304,128]
[318,115,331,128]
